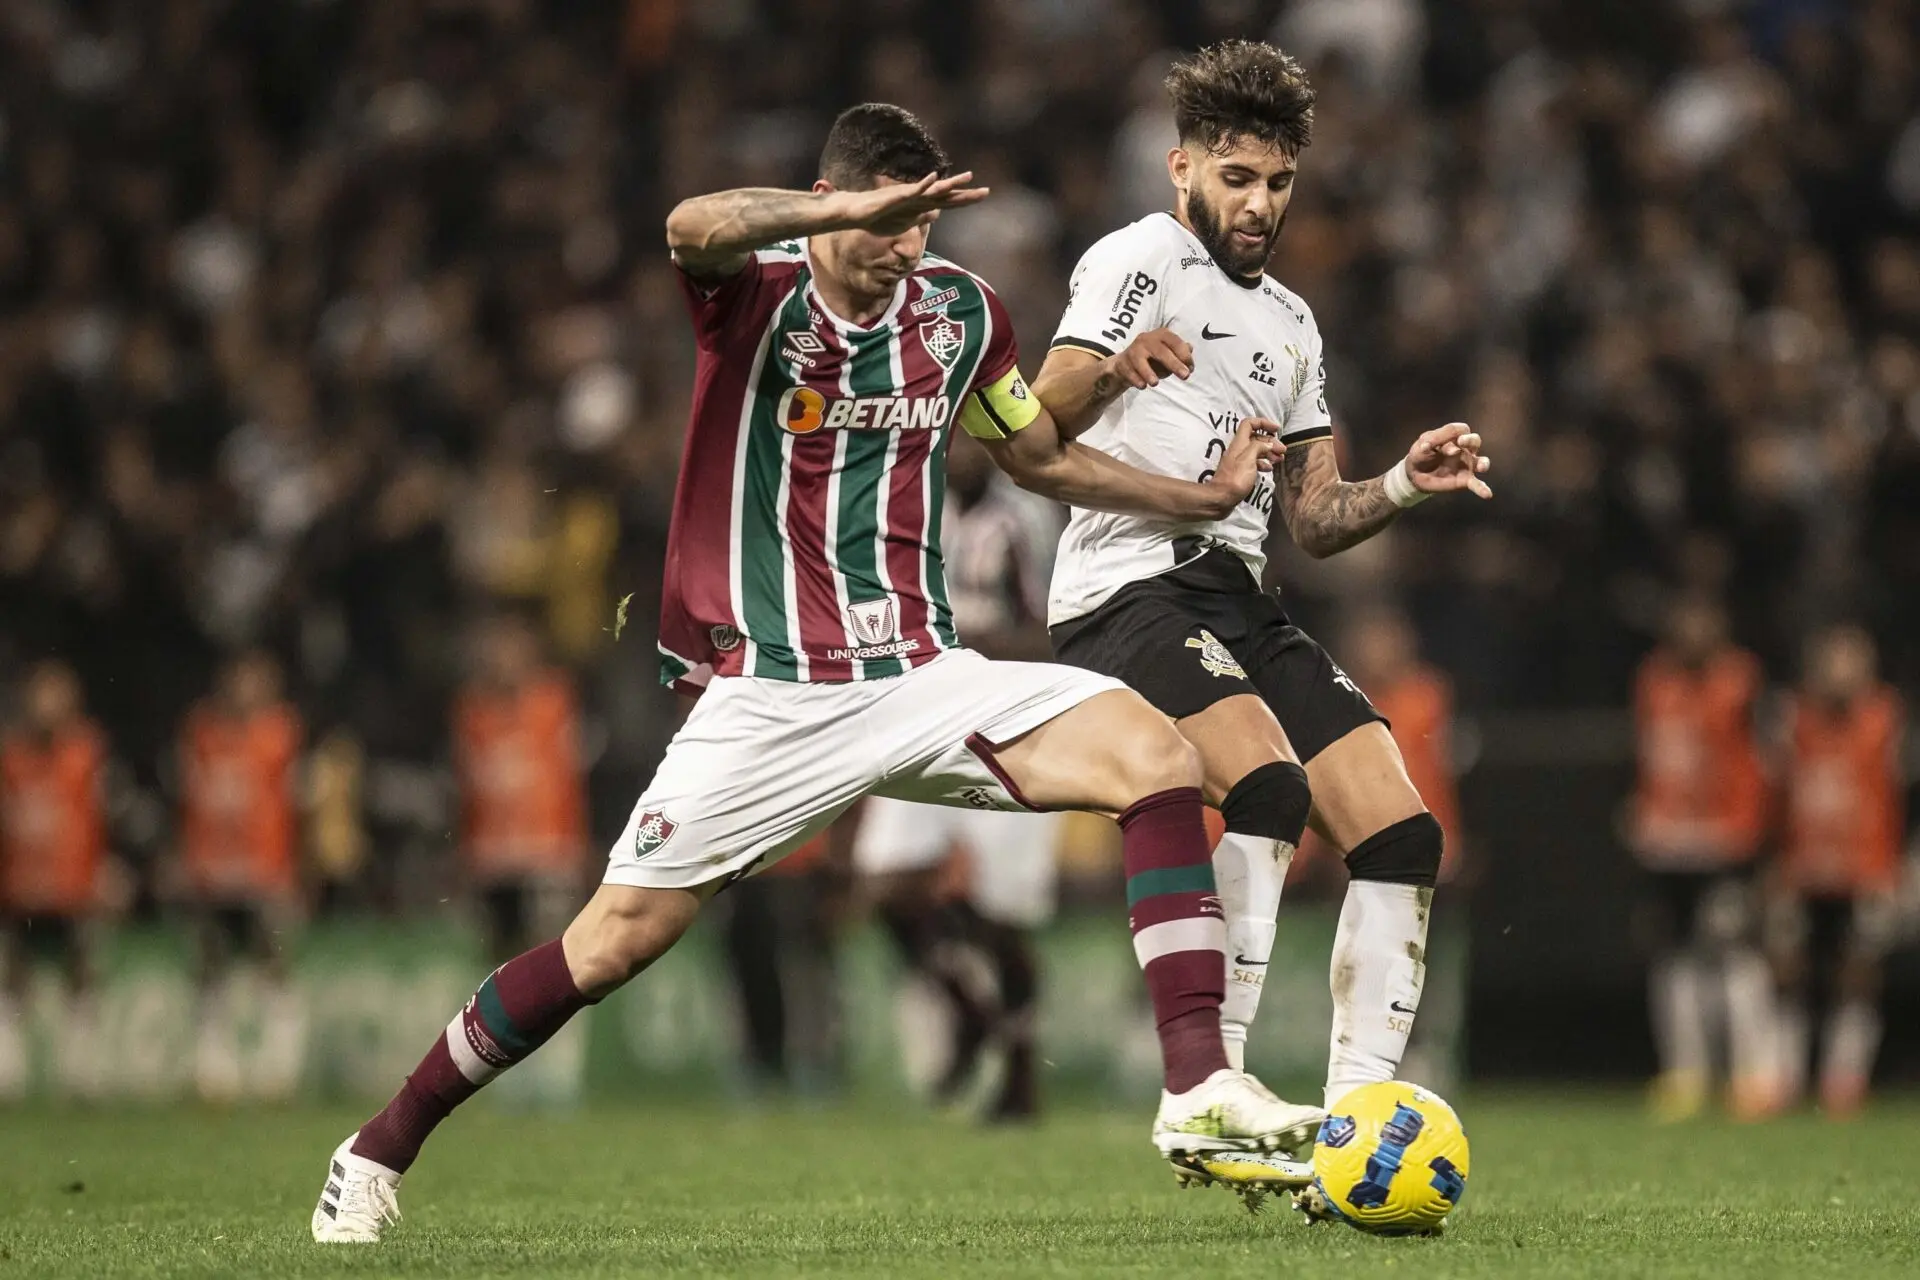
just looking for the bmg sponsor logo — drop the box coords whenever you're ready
[1100,271,1159,345]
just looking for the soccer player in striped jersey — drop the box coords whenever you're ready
[312,103,1322,1242]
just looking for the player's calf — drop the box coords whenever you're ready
[1326,812,1442,1107]
[315,885,702,1240]
[1213,761,1311,1069]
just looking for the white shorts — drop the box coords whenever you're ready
[605,649,1124,893]
[854,798,1064,927]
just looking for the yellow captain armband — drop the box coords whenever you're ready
[957,366,1043,440]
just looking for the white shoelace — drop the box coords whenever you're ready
[337,1171,401,1227]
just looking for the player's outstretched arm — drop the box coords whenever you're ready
[1033,328,1193,440]
[980,398,1277,522]
[1278,425,1492,558]
[665,172,989,278]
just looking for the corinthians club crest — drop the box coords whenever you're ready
[1184,628,1248,680]
[919,316,965,371]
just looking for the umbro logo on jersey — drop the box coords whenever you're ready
[1201,323,1235,340]
[1248,351,1279,387]
[910,286,960,316]
[781,330,826,367]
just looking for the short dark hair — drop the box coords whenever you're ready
[1165,41,1316,158]
[819,103,950,189]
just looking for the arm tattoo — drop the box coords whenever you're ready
[1090,368,1125,403]
[1278,441,1402,557]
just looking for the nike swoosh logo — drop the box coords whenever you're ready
[1390,1000,1418,1014]
[1200,323,1235,340]
[1234,955,1267,967]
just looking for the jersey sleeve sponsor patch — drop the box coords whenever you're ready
[959,366,1042,440]
[1051,224,1168,358]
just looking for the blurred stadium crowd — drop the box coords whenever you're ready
[2,0,1918,910]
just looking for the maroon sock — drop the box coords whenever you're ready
[1120,787,1230,1093]
[352,938,593,1172]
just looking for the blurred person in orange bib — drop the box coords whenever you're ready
[453,615,590,962]
[1764,624,1906,1118]
[0,661,110,1097]
[1629,595,1773,1120]
[175,649,308,1099]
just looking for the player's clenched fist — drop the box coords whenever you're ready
[1105,327,1193,389]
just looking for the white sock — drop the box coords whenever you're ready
[1649,951,1710,1080]
[56,993,103,1098]
[1723,947,1777,1094]
[250,981,309,1100]
[1325,881,1431,1108]
[1821,999,1881,1093]
[195,977,244,1101]
[0,992,26,1099]
[1212,832,1292,1071]
[1774,998,1809,1103]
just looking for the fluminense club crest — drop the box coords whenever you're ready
[920,316,966,370]
[1184,628,1248,680]
[633,809,678,856]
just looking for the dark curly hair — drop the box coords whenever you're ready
[1165,41,1316,158]
[819,103,951,189]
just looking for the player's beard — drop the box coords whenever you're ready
[1185,186,1282,282]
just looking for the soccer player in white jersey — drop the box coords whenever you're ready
[1032,42,1494,1199]
[855,433,1063,1120]
[312,103,1323,1243]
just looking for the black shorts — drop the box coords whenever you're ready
[196,902,281,965]
[1049,549,1385,762]
[1770,892,1896,967]
[1636,865,1758,951]
[3,913,91,966]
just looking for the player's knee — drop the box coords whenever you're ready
[563,890,699,996]
[1345,811,1444,888]
[1115,721,1203,799]
[1220,760,1312,843]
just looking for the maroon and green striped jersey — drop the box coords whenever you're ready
[658,243,1028,690]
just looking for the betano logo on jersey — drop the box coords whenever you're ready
[776,386,952,435]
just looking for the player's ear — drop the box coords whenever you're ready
[1167,147,1191,194]
[812,178,836,195]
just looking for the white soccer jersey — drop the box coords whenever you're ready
[943,478,1057,640]
[1046,212,1334,625]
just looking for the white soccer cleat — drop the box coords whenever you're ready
[1152,1068,1325,1158]
[311,1134,402,1243]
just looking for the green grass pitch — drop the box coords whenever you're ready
[4,1092,1920,1278]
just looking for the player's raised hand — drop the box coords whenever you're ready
[1404,422,1493,499]
[834,171,990,237]
[1107,327,1193,389]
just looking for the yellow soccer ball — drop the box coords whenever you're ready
[1310,1081,1469,1234]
